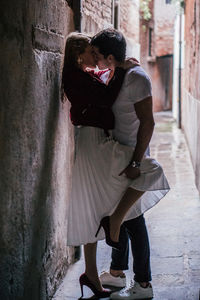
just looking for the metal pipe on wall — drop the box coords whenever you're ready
[66,0,82,32]
[178,13,182,129]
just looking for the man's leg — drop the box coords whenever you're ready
[124,215,151,284]
[111,223,129,273]
[100,224,129,287]
[110,216,153,299]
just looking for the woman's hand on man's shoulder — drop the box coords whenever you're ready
[120,58,140,70]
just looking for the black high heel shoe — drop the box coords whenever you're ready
[95,216,121,250]
[79,273,111,299]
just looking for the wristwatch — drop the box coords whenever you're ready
[130,161,141,168]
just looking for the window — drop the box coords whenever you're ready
[149,28,153,56]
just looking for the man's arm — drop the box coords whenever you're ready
[131,96,155,162]
[119,96,155,178]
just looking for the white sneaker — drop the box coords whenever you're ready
[110,280,153,299]
[99,271,126,288]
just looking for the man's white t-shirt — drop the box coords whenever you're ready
[112,66,152,150]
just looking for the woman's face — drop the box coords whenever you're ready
[80,45,97,69]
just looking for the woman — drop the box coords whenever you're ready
[62,32,169,298]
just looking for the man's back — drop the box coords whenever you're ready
[112,66,152,150]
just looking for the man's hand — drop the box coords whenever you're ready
[119,165,140,179]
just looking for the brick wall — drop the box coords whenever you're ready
[120,0,139,42]
[82,0,112,33]
[81,0,140,58]
[184,0,200,99]
[120,0,140,58]
[154,0,177,56]
[182,0,200,192]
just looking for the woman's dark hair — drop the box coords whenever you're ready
[91,28,126,62]
[63,32,91,68]
[62,32,91,102]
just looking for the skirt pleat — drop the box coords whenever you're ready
[67,127,170,246]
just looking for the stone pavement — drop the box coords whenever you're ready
[53,112,200,300]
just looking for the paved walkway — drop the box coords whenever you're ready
[53,112,200,300]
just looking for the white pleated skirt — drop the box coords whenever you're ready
[67,127,170,246]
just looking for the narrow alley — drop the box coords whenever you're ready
[53,112,200,300]
[1,1,200,299]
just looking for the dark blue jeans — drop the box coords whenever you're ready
[110,215,152,282]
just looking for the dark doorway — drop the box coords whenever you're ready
[157,55,173,110]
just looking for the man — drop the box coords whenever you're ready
[91,29,154,299]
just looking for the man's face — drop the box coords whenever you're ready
[92,46,110,70]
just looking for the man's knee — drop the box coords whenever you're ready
[124,214,145,228]
[123,215,149,240]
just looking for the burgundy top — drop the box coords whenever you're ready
[62,66,126,129]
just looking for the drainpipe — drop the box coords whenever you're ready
[178,13,182,129]
[178,0,185,129]
[66,0,82,32]
[73,0,82,32]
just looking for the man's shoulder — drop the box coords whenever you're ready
[124,66,151,86]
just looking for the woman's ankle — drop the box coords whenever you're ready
[85,270,98,279]
[85,272,103,290]
[110,214,123,226]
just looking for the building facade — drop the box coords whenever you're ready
[140,0,177,111]
[182,0,200,192]
[82,0,140,58]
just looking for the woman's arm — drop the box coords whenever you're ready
[63,67,126,107]
[62,67,126,129]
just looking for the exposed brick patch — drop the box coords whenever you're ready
[82,0,112,32]
[184,0,200,100]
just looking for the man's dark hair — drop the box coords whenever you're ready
[91,28,126,62]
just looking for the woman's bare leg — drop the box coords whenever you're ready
[84,242,103,291]
[110,187,144,242]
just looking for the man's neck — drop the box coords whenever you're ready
[107,60,123,83]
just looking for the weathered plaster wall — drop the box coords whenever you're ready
[154,0,177,57]
[140,0,175,112]
[120,0,139,42]
[120,0,140,59]
[0,0,75,299]
[182,0,200,192]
